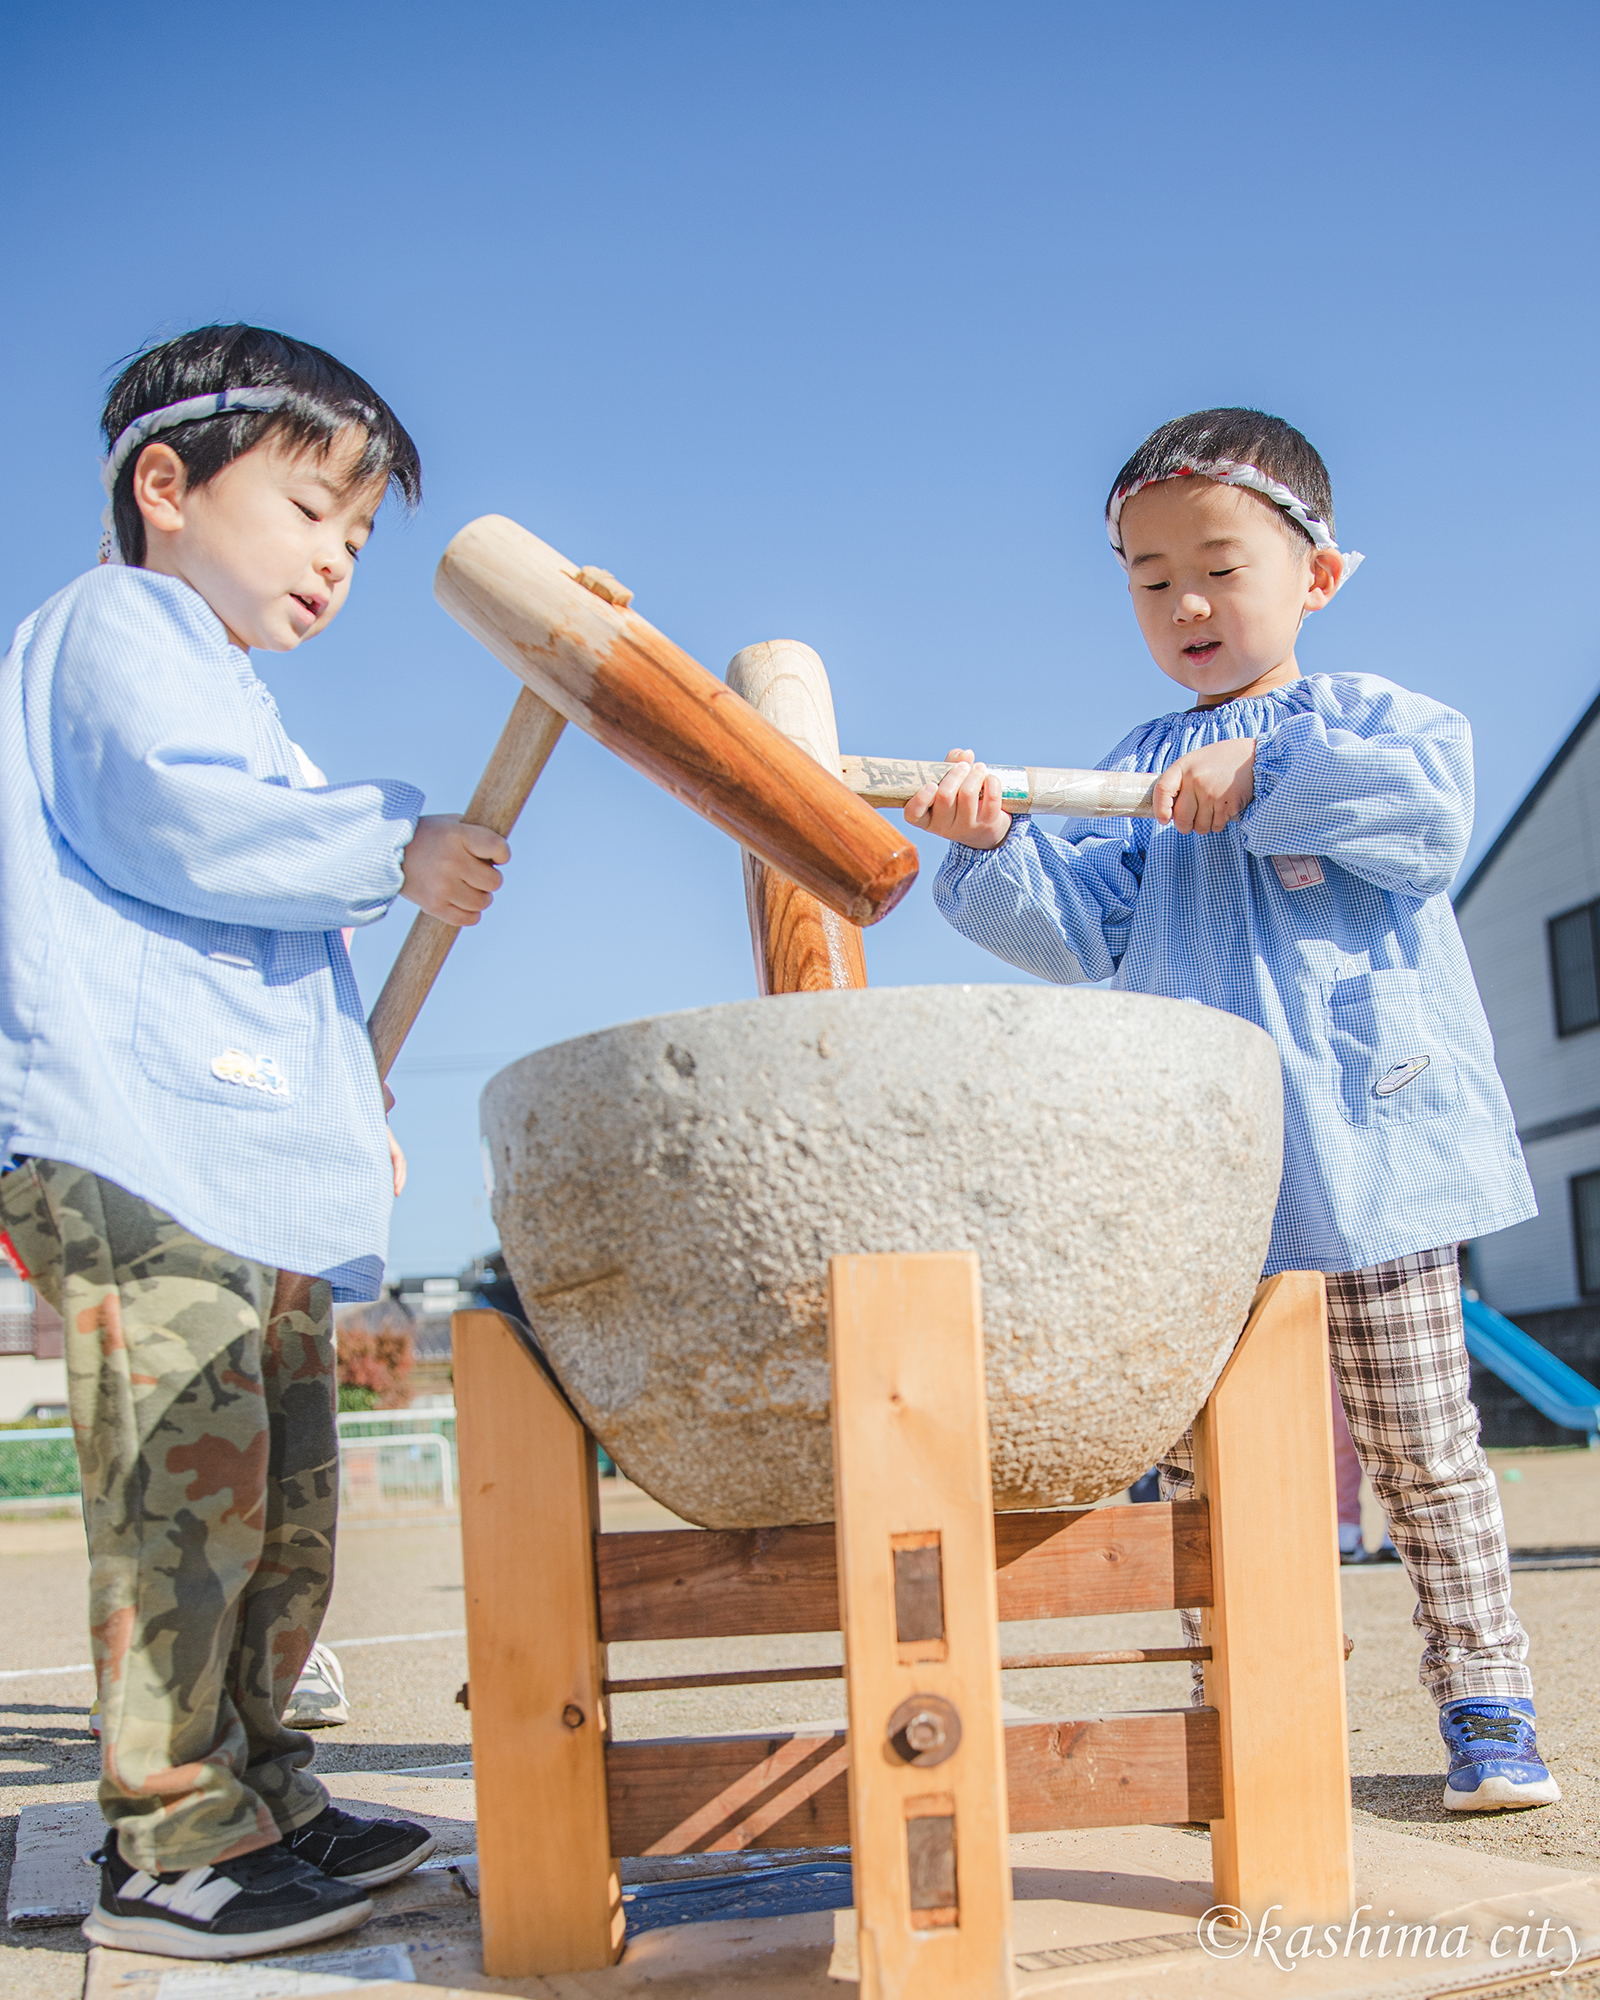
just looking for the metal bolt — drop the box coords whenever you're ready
[885,1692,961,1767]
[562,1703,586,1730]
[904,1710,946,1754]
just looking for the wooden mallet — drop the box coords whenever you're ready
[365,521,918,1078]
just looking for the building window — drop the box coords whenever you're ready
[1549,900,1600,1036]
[1576,1171,1600,1297]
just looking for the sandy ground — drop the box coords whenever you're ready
[2,1445,1596,1996]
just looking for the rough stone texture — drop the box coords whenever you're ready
[482,985,1283,1528]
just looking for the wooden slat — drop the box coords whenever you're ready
[1195,1273,1354,1924]
[454,1310,622,1974]
[829,1252,1015,1996]
[596,1501,1210,1642]
[1004,1709,1221,1831]
[605,1709,1221,1855]
[994,1501,1213,1617]
[597,1523,838,1642]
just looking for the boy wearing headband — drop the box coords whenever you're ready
[911,408,1555,1814]
[0,326,510,1956]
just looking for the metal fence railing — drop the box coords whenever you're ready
[0,1427,77,1502]
[0,1406,461,1511]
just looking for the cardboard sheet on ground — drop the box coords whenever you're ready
[54,1773,1600,2000]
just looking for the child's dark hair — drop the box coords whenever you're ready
[102,325,422,566]
[1107,408,1333,551]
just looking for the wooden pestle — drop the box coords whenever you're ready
[725,641,868,995]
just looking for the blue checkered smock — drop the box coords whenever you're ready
[934,673,1536,1276]
[0,567,424,1299]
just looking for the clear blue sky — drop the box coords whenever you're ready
[5,3,1597,1276]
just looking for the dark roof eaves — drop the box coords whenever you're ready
[1454,683,1600,911]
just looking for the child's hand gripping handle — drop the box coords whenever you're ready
[842,756,1159,818]
[366,686,566,1081]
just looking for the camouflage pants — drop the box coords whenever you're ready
[0,1159,337,1871]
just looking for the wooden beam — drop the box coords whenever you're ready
[604,1709,1222,1855]
[1004,1708,1221,1831]
[1193,1273,1354,1926]
[596,1501,1211,1643]
[453,1310,622,1974]
[994,1502,1213,1617]
[829,1252,1014,1998]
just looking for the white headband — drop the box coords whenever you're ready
[1106,458,1364,583]
[98,388,292,564]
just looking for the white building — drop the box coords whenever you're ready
[0,1268,67,1423]
[1455,688,1600,1366]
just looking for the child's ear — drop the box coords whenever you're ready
[1303,549,1343,612]
[130,442,190,539]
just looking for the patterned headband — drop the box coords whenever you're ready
[98,387,294,565]
[1106,458,1364,583]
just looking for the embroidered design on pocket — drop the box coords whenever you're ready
[1373,1055,1431,1097]
[211,1049,290,1097]
[1272,854,1325,890]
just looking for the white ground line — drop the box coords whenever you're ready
[0,1627,468,1681]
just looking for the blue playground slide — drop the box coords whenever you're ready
[1461,1292,1600,1447]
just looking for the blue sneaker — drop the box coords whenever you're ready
[1440,1699,1560,1810]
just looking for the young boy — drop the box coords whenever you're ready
[910,408,1556,1812]
[0,325,511,1955]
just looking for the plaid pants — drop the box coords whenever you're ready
[1162,1245,1531,1708]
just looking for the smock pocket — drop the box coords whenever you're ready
[133,920,313,1110]
[1326,969,1459,1127]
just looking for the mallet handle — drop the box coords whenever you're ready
[841,755,1159,819]
[366,687,566,1081]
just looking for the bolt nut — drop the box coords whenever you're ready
[886,1692,961,1767]
[561,1703,586,1730]
[903,1710,946,1753]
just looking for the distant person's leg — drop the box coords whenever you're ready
[1155,1428,1205,1703]
[1331,1367,1363,1553]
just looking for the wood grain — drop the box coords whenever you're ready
[726,641,869,995]
[434,518,917,925]
[604,1708,1222,1855]
[366,688,566,1079]
[841,755,1158,819]
[993,1500,1214,1616]
[829,1252,1014,1997]
[595,1502,1210,1643]
[453,1309,622,1974]
[1194,1272,1354,1924]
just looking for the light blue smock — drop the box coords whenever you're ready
[0,566,424,1299]
[933,672,1536,1276]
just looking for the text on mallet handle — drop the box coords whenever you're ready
[839,756,1159,818]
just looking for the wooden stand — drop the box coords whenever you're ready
[453,1261,1351,1986]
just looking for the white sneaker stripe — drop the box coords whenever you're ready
[136,1866,245,1920]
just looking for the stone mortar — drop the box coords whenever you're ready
[481,984,1283,1528]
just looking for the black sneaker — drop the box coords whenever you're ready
[280,1805,436,1887]
[83,1830,372,1959]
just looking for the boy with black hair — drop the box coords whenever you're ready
[0,325,510,1955]
[910,408,1557,1812]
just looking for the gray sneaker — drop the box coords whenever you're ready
[284,1643,350,1728]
